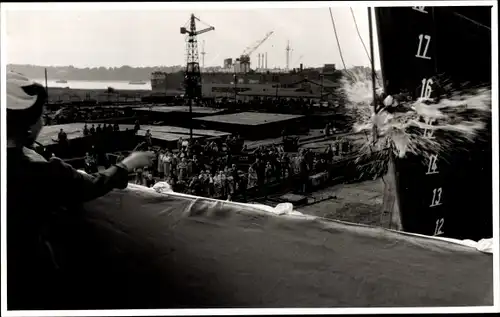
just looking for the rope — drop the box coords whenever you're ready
[328,7,347,71]
[350,7,372,65]
[452,11,491,31]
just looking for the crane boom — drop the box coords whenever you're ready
[195,26,215,36]
[241,31,274,56]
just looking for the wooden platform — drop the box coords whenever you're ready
[192,112,306,140]
[278,193,308,205]
[37,123,88,146]
[133,106,225,115]
[138,125,230,138]
[136,130,204,142]
[194,112,304,126]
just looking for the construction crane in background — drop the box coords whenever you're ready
[286,40,292,71]
[201,40,207,69]
[239,31,274,71]
[180,13,214,140]
[293,54,304,68]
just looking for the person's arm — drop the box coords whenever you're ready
[46,157,130,205]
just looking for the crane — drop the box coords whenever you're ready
[180,13,214,99]
[180,13,214,140]
[239,31,274,71]
[293,54,304,68]
[201,40,206,69]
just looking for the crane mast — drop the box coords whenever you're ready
[201,40,206,69]
[180,14,214,139]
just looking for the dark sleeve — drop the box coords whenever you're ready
[47,157,130,205]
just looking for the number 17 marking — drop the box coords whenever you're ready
[416,34,432,60]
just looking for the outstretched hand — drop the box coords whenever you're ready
[121,151,155,171]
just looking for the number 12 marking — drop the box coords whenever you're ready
[416,34,432,60]
[434,218,445,236]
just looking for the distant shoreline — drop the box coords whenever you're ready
[47,86,153,102]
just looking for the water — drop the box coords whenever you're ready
[342,68,491,174]
[32,79,152,91]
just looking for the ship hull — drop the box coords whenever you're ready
[376,6,493,240]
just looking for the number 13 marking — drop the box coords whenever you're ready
[430,187,443,207]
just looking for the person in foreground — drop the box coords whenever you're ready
[6,71,155,309]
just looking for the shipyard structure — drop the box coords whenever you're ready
[151,63,341,101]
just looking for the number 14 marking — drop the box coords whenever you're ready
[426,154,439,175]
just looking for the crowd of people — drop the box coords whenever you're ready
[127,133,355,201]
[49,114,356,202]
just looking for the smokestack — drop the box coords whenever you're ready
[265,52,268,69]
[300,63,303,72]
[258,54,261,69]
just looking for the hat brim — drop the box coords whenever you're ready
[7,92,37,111]
[7,78,38,110]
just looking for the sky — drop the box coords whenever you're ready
[4,3,381,70]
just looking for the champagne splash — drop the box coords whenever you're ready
[342,69,491,161]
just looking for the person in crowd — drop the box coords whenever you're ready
[135,166,145,185]
[206,170,214,197]
[213,171,223,198]
[163,151,172,180]
[252,157,266,188]
[6,71,155,310]
[96,123,102,134]
[145,171,155,188]
[113,122,120,132]
[247,166,258,188]
[58,128,68,143]
[145,129,152,146]
[265,161,274,184]
[106,123,114,133]
[134,119,140,132]
[177,157,188,182]
[219,170,227,198]
[84,152,97,174]
[157,150,165,179]
[177,137,184,151]
[83,124,90,136]
[230,163,240,190]
[226,166,235,196]
[89,124,96,135]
